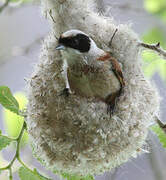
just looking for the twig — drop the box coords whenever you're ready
[48,9,56,24]
[9,167,13,180]
[155,116,166,134]
[139,42,166,60]
[0,0,10,13]
[48,10,58,40]
[109,28,118,46]
[0,121,26,171]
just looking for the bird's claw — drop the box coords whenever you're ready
[59,88,75,97]
[59,88,71,97]
[107,103,116,116]
[107,97,119,117]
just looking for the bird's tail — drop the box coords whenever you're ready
[105,86,124,116]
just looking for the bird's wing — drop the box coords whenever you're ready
[97,53,125,89]
[109,56,125,89]
[97,53,125,116]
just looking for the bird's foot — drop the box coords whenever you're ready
[59,88,71,97]
[106,96,119,117]
[107,102,116,116]
[59,88,74,97]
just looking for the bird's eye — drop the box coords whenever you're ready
[73,38,79,46]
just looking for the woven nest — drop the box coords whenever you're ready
[26,0,160,176]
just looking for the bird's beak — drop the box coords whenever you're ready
[55,44,65,50]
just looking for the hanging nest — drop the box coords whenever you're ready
[26,0,160,176]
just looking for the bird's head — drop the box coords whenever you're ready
[56,30,103,58]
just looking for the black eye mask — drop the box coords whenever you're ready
[58,33,91,53]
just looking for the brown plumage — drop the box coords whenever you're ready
[97,53,125,114]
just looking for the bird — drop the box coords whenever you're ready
[56,29,125,115]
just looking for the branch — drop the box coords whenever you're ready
[155,116,166,134]
[139,42,166,60]
[0,0,10,13]
[109,28,118,46]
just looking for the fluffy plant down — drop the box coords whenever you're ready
[27,0,160,176]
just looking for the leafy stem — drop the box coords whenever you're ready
[0,86,52,179]
[9,167,13,180]
[0,134,16,141]
[0,0,10,13]
[0,121,26,176]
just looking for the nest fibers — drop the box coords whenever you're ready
[27,0,160,176]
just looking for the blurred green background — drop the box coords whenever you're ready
[0,0,166,180]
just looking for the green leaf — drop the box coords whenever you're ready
[151,124,166,148]
[0,135,12,151]
[34,169,52,180]
[3,92,28,146]
[19,167,51,180]
[61,173,94,180]
[141,29,166,81]
[142,51,166,80]
[0,86,19,115]
[19,167,37,180]
[144,0,165,13]
[144,0,166,21]
[158,61,166,81]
